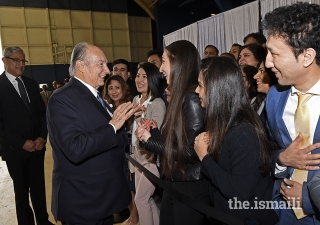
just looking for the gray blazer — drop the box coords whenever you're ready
[132,96,166,165]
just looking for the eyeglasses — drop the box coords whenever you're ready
[6,57,28,64]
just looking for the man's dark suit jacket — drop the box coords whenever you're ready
[0,72,47,160]
[47,77,131,223]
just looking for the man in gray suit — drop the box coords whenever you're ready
[40,84,52,106]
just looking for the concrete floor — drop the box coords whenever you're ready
[0,140,126,225]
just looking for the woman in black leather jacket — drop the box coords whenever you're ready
[135,40,210,225]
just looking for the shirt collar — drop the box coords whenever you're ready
[138,95,152,106]
[291,79,320,96]
[74,76,98,97]
[5,71,21,84]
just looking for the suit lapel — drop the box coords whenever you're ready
[0,72,30,113]
[313,117,320,144]
[275,89,292,148]
[72,78,112,121]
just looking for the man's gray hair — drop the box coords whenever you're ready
[69,42,89,76]
[3,46,25,58]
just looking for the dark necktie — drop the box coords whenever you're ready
[16,77,30,108]
[96,92,113,115]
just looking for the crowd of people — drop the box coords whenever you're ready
[2,2,320,225]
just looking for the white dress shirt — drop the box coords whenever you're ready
[5,72,30,102]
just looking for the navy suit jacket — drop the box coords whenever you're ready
[47,77,130,223]
[266,85,320,222]
[0,72,47,160]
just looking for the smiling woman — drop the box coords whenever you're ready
[194,57,278,224]
[103,75,132,109]
[131,62,166,225]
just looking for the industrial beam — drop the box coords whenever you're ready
[134,0,156,20]
[213,0,234,12]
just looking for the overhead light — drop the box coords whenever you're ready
[211,14,216,16]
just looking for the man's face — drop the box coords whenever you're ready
[2,51,25,77]
[52,81,58,89]
[203,47,218,59]
[42,85,48,91]
[113,63,130,81]
[148,54,162,69]
[265,35,304,86]
[229,46,240,60]
[81,45,110,89]
[244,37,259,45]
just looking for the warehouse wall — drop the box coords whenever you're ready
[0,0,152,87]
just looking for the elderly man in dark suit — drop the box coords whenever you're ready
[0,46,53,225]
[47,42,140,225]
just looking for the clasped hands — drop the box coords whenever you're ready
[135,118,158,143]
[194,132,210,161]
[109,102,145,130]
[22,137,46,152]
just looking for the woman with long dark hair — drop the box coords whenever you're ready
[135,40,210,225]
[132,62,166,225]
[253,59,278,121]
[240,64,258,101]
[194,57,278,224]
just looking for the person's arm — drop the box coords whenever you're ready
[201,124,265,201]
[302,181,318,214]
[148,98,166,128]
[308,171,320,212]
[265,87,320,172]
[0,106,25,151]
[47,93,119,164]
[135,122,164,155]
[182,92,205,158]
[145,136,164,155]
[34,81,48,150]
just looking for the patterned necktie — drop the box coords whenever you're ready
[16,77,30,109]
[292,92,313,219]
[96,92,113,115]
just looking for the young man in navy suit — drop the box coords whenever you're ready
[47,42,141,225]
[0,46,53,225]
[263,3,320,224]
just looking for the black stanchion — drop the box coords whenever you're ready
[126,153,246,225]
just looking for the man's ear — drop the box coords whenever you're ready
[76,60,85,73]
[128,71,131,78]
[303,48,316,67]
[2,57,7,64]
